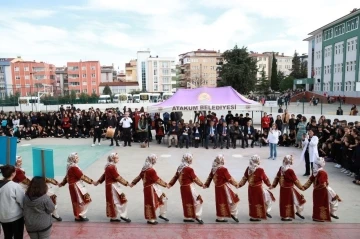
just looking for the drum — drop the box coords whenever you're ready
[105,127,115,138]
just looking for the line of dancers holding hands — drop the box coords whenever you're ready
[11,152,341,225]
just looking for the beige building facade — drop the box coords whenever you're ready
[125,60,137,82]
[179,49,223,88]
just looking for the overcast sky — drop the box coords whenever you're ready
[0,0,357,70]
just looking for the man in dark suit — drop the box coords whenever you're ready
[243,120,255,148]
[192,122,203,148]
[205,120,218,149]
[230,121,244,149]
[217,121,230,149]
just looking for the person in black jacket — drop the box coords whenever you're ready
[106,113,119,146]
[192,123,203,148]
[243,120,255,148]
[217,121,230,149]
[92,116,103,146]
[205,120,218,149]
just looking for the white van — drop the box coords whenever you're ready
[162,92,173,101]
[133,94,140,103]
[150,93,161,103]
[98,95,111,103]
[113,94,120,103]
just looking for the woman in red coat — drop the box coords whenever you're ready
[303,157,341,222]
[238,155,275,221]
[269,155,306,221]
[204,154,239,223]
[59,153,95,221]
[96,153,131,223]
[168,153,204,224]
[130,154,169,225]
[62,113,70,139]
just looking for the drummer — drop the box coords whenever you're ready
[107,112,119,147]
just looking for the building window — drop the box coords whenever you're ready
[92,81,96,85]
[68,66,79,71]
[91,73,96,78]
[91,66,96,70]
[82,82,87,85]
[82,66,86,71]
[154,69,157,75]
[141,61,146,91]
[14,67,19,71]
[154,61,157,68]
[69,74,79,78]
[24,67,29,71]
[162,69,169,75]
[25,75,30,80]
[346,17,359,32]
[15,76,20,80]
[324,29,333,41]
[347,62,349,71]
[82,74,86,78]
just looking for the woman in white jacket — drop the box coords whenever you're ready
[267,124,281,160]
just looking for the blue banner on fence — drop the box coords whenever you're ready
[32,147,54,178]
[0,136,17,166]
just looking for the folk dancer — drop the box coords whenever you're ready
[269,155,306,221]
[95,153,131,223]
[13,156,62,221]
[204,154,240,223]
[302,156,341,222]
[130,154,169,225]
[59,153,95,222]
[168,153,204,224]
[238,155,275,221]
[12,156,31,190]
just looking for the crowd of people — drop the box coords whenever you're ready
[0,152,342,239]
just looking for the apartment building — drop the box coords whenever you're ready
[178,49,223,88]
[304,8,360,97]
[11,60,55,96]
[67,61,101,95]
[101,65,116,83]
[55,67,68,96]
[99,82,139,94]
[250,52,293,80]
[135,50,175,92]
[125,60,137,82]
[0,58,20,98]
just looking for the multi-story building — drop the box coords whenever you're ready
[116,71,126,82]
[178,49,223,88]
[250,52,293,80]
[101,65,116,83]
[304,8,360,97]
[67,61,101,95]
[0,58,20,98]
[11,60,55,96]
[55,67,68,96]
[135,50,175,92]
[147,56,175,92]
[125,60,137,82]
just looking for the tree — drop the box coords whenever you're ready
[300,60,308,78]
[290,51,302,78]
[256,67,270,95]
[270,53,279,90]
[79,92,89,103]
[218,45,257,94]
[70,90,77,102]
[103,85,112,95]
[279,76,295,91]
[277,71,285,91]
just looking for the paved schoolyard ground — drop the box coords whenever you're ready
[16,137,360,224]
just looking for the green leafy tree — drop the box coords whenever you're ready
[79,92,89,103]
[70,90,77,102]
[256,67,270,95]
[89,93,99,103]
[300,60,308,78]
[279,76,295,91]
[277,71,285,91]
[270,53,279,90]
[218,45,257,94]
[290,51,302,78]
[103,85,112,95]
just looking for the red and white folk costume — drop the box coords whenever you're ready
[204,154,240,223]
[59,152,94,222]
[238,155,275,221]
[303,157,341,222]
[97,153,131,222]
[12,156,31,190]
[131,154,169,225]
[168,153,204,224]
[271,155,306,221]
